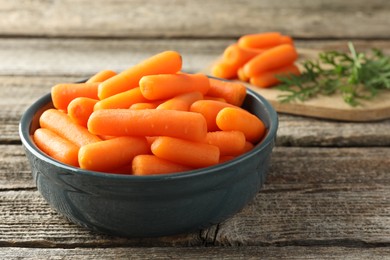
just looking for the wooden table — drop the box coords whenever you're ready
[1,1,390,259]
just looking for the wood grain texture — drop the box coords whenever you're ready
[0,0,389,38]
[1,147,389,246]
[1,246,390,260]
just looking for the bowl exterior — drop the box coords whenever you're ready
[20,89,278,237]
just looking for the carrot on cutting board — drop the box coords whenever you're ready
[94,87,148,110]
[86,70,117,83]
[157,91,203,111]
[190,100,237,132]
[223,44,264,68]
[88,109,207,142]
[139,73,210,100]
[237,67,249,82]
[33,128,79,167]
[238,32,284,49]
[216,107,266,143]
[78,136,149,172]
[205,131,246,156]
[51,82,99,111]
[207,78,247,106]
[98,51,182,99]
[67,97,98,127]
[243,44,298,78]
[151,136,220,168]
[249,64,300,88]
[40,108,101,147]
[132,154,193,175]
[211,61,239,79]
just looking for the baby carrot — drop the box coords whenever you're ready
[243,141,255,153]
[78,136,149,172]
[151,136,220,168]
[129,102,158,110]
[216,107,266,143]
[207,78,247,106]
[205,131,246,156]
[40,108,101,147]
[280,35,294,45]
[219,155,235,164]
[33,128,79,167]
[156,91,203,111]
[86,70,117,83]
[51,82,99,111]
[67,97,98,127]
[243,44,298,78]
[211,61,239,79]
[238,32,283,49]
[223,44,264,68]
[249,64,300,88]
[94,87,148,110]
[132,155,193,175]
[190,100,237,131]
[139,73,210,100]
[88,109,207,142]
[237,67,249,82]
[98,51,182,99]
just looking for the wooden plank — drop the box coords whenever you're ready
[0,0,389,38]
[1,246,389,259]
[1,147,389,246]
[1,39,390,77]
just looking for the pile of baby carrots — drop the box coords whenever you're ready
[212,32,301,88]
[33,50,267,175]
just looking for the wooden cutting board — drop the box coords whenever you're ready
[202,48,390,122]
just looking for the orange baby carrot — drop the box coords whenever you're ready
[243,44,298,78]
[51,82,99,111]
[132,155,193,175]
[216,107,266,143]
[86,70,117,83]
[238,32,283,49]
[94,87,148,110]
[205,131,246,156]
[139,73,210,100]
[67,97,98,127]
[190,100,237,131]
[78,136,149,172]
[156,91,203,111]
[207,78,247,106]
[237,67,249,82]
[219,155,235,164]
[98,51,182,99]
[223,44,264,67]
[40,108,101,147]
[151,136,220,168]
[211,61,239,79]
[33,128,79,167]
[88,109,207,142]
[280,35,294,45]
[249,64,300,88]
[243,141,255,153]
[204,96,227,102]
[129,102,158,110]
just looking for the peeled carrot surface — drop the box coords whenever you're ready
[33,128,79,167]
[98,50,182,99]
[238,32,285,49]
[86,70,117,83]
[140,73,210,100]
[39,109,101,147]
[51,83,99,111]
[132,155,193,175]
[33,49,268,175]
[88,109,208,142]
[151,136,220,168]
[78,136,149,172]
[249,64,300,88]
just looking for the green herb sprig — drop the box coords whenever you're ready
[276,42,390,106]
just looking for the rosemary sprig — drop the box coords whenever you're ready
[276,42,390,106]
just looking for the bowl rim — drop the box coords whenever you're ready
[19,87,278,181]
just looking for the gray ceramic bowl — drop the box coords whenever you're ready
[19,87,278,238]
